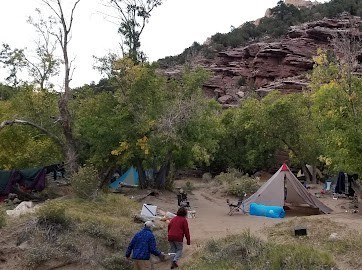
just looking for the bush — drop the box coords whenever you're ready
[228,177,260,197]
[202,172,212,182]
[71,164,100,200]
[38,203,69,228]
[215,169,259,197]
[26,242,57,269]
[182,181,194,193]
[0,207,6,228]
[214,168,242,184]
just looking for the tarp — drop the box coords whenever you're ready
[0,170,17,196]
[0,168,46,196]
[109,167,139,189]
[243,163,333,214]
[18,168,47,191]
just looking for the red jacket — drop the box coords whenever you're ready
[168,216,190,244]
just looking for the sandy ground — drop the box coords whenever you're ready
[145,188,282,270]
[136,179,362,270]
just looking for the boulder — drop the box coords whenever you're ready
[236,91,245,98]
[218,95,233,104]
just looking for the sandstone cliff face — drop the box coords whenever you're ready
[201,15,362,103]
[162,15,362,105]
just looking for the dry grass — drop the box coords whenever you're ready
[184,230,334,270]
[267,217,362,269]
[0,193,163,270]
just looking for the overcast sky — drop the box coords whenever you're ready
[0,0,325,87]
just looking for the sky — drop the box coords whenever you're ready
[0,0,325,88]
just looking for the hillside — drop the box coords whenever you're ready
[158,0,362,106]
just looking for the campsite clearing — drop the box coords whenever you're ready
[134,177,362,270]
[1,176,361,270]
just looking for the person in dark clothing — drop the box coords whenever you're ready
[168,207,191,269]
[126,221,165,270]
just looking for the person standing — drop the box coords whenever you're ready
[168,207,191,269]
[126,221,165,270]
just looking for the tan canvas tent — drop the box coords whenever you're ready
[243,163,332,214]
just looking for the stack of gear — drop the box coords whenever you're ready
[177,189,190,208]
[335,172,358,197]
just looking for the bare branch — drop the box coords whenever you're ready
[69,0,81,31]
[42,0,61,20]
[0,119,63,147]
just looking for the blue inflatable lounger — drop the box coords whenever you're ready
[249,203,285,218]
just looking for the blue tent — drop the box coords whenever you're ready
[109,167,139,189]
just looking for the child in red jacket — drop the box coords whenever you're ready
[168,207,190,269]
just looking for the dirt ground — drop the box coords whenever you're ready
[130,178,362,270]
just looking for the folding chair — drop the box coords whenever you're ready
[226,193,247,216]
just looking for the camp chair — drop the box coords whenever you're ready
[226,193,247,216]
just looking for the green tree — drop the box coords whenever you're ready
[0,87,62,169]
[109,61,220,188]
[73,88,121,172]
[109,59,167,187]
[108,0,163,63]
[211,99,277,173]
[0,44,27,86]
[311,50,362,175]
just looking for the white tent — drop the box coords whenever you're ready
[243,163,332,214]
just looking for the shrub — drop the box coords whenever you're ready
[71,164,100,200]
[182,181,194,193]
[215,169,259,197]
[38,203,69,228]
[228,177,260,197]
[0,207,6,228]
[202,172,212,182]
[26,243,56,269]
[214,168,242,184]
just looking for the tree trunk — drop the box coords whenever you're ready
[98,165,117,188]
[58,95,78,174]
[136,159,147,189]
[155,152,172,189]
[57,1,81,174]
[311,165,318,184]
[301,164,312,183]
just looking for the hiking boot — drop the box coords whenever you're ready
[171,261,178,269]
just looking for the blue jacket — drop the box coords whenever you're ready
[125,227,161,260]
